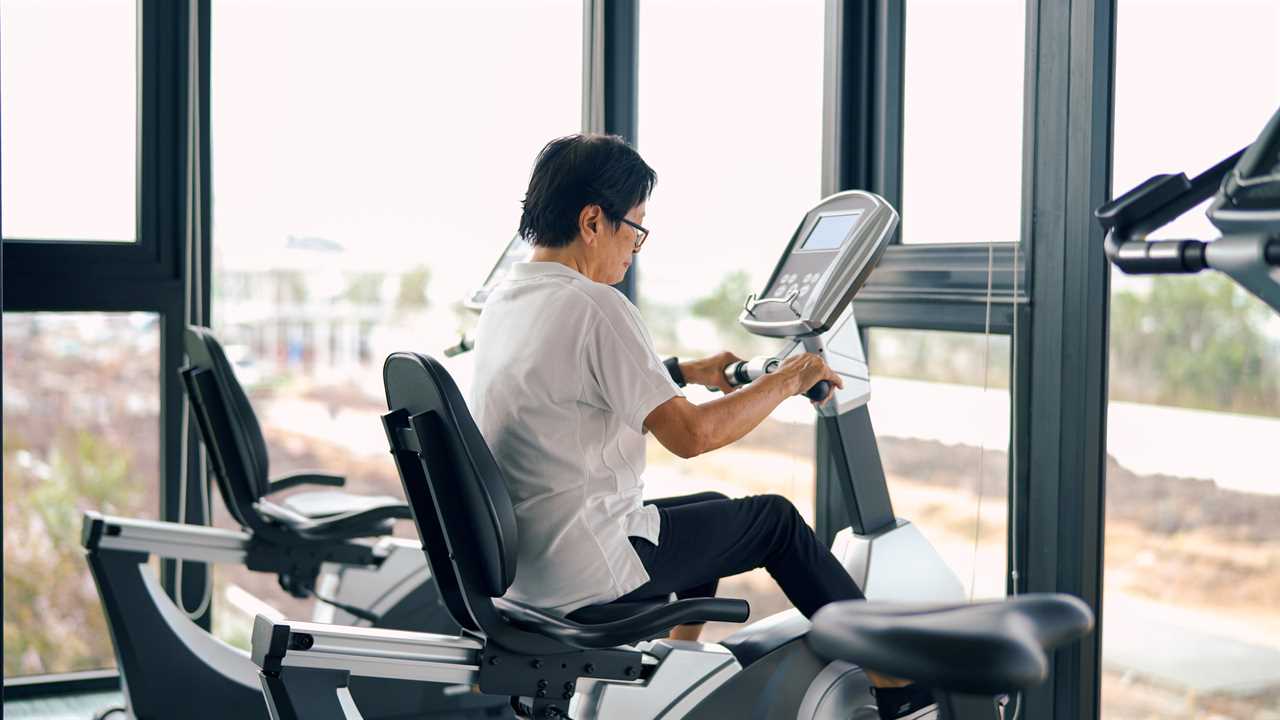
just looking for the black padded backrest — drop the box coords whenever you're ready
[381,407,481,633]
[183,327,272,500]
[383,352,519,598]
[180,367,260,531]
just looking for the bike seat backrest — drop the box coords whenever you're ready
[382,352,751,653]
[182,326,274,529]
[808,594,1094,696]
[383,353,519,621]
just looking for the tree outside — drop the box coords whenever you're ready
[3,313,160,677]
[1110,274,1280,416]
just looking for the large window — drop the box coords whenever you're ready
[1103,2,1280,717]
[207,0,582,642]
[638,0,824,640]
[3,313,160,677]
[901,0,1025,245]
[0,0,137,242]
[866,329,1010,600]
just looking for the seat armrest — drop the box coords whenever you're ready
[298,502,412,537]
[267,472,346,494]
[496,597,750,650]
[257,498,411,541]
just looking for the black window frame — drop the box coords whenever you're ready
[816,3,1113,720]
[2,0,213,689]
[7,0,169,272]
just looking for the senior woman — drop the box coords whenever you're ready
[470,134,932,720]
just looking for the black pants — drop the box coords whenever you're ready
[617,492,865,618]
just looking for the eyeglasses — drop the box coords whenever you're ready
[620,218,649,253]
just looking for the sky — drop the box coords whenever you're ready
[4,0,1278,304]
[1,0,135,240]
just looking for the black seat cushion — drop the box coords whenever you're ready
[495,596,751,650]
[807,594,1094,695]
[280,490,406,519]
[256,499,403,541]
[719,608,810,667]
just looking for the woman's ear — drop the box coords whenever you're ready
[578,204,602,246]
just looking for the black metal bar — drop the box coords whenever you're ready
[2,0,186,285]
[817,0,905,544]
[851,242,1026,333]
[603,0,638,145]
[853,298,1019,335]
[859,242,1026,301]
[603,0,640,302]
[822,0,902,200]
[1021,1,1114,719]
[877,1,905,212]
[2,669,122,700]
[146,0,211,630]
[1009,303,1032,599]
[3,279,182,312]
[199,0,213,327]
[821,409,895,535]
[822,0,874,195]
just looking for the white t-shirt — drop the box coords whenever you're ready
[470,261,683,614]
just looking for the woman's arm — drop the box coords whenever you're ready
[644,353,843,459]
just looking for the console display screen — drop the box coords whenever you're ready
[468,234,533,307]
[801,212,862,251]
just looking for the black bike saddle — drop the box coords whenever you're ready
[807,593,1094,695]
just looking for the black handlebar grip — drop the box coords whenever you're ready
[805,381,832,402]
[724,361,752,387]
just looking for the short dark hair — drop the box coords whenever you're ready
[518,134,657,248]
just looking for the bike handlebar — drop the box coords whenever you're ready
[722,358,833,402]
[1097,146,1279,276]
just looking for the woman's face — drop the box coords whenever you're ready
[590,202,646,285]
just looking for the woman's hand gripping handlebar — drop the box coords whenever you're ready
[722,352,843,403]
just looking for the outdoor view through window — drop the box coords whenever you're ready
[1101,2,1280,717]
[3,313,160,677]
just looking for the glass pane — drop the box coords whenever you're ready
[208,0,582,643]
[638,0,824,641]
[867,328,1010,600]
[0,0,137,242]
[901,0,1025,244]
[3,313,159,677]
[1105,2,1280,716]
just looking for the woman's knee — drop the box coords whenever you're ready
[757,493,801,523]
